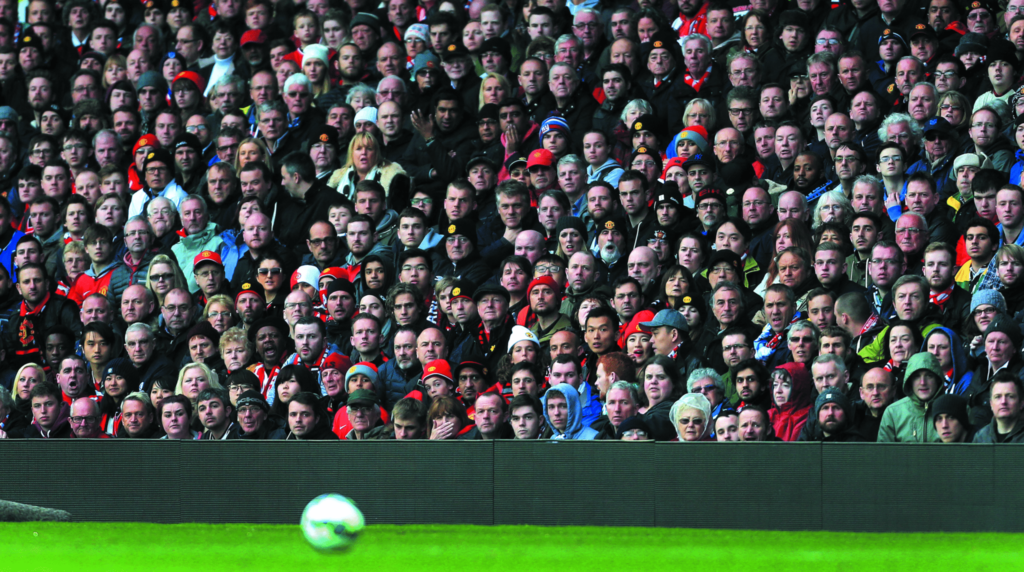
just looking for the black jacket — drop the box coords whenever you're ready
[239,415,288,439]
[272,179,343,254]
[401,120,478,195]
[3,294,83,370]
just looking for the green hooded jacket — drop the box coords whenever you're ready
[876,352,944,443]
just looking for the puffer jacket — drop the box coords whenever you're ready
[107,250,157,307]
[769,362,812,442]
[171,221,225,293]
[877,353,944,442]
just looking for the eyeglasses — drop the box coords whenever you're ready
[924,132,949,142]
[729,69,756,78]
[286,91,311,98]
[788,335,815,344]
[70,416,98,424]
[535,264,562,273]
[632,161,657,168]
[896,228,922,235]
[723,344,748,352]
[308,237,336,247]
[697,203,722,211]
[258,267,283,276]
[692,384,718,393]
[195,269,221,279]
[939,103,962,112]
[815,38,840,45]
[933,71,958,80]
[728,107,755,116]
[621,429,647,438]
[163,304,190,314]
[145,166,168,174]
[185,125,208,133]
[150,273,174,282]
[378,89,404,96]
[878,156,901,164]
[869,258,899,265]
[284,302,311,310]
[401,264,429,273]
[411,198,432,207]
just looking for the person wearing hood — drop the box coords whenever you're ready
[22,382,72,439]
[964,313,1024,427]
[923,327,974,395]
[431,219,491,290]
[285,391,341,440]
[669,392,713,441]
[760,11,815,84]
[769,362,813,441]
[877,352,945,442]
[971,371,1024,443]
[932,393,975,443]
[235,388,287,439]
[541,383,600,440]
[812,387,868,441]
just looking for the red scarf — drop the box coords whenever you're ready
[683,67,711,92]
[930,286,954,309]
[20,291,50,317]
[858,313,880,336]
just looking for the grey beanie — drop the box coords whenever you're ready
[814,387,853,422]
[970,289,1006,314]
[955,32,988,56]
[136,71,168,92]
[0,106,17,122]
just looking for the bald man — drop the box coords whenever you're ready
[514,230,545,265]
[626,246,659,295]
[70,398,108,438]
[777,191,809,223]
[714,128,745,165]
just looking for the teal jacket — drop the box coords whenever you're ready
[171,221,225,293]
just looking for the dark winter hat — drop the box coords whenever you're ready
[325,278,356,298]
[103,357,140,389]
[923,117,954,139]
[443,219,478,247]
[683,153,716,172]
[473,282,510,304]
[349,12,381,32]
[955,32,988,56]
[596,210,628,237]
[172,133,202,153]
[136,70,169,92]
[17,30,40,50]
[814,387,853,422]
[654,187,683,208]
[719,161,757,193]
[695,187,727,207]
[478,103,500,122]
[143,149,173,171]
[448,278,475,301]
[631,146,663,174]
[247,316,289,345]
[479,37,511,62]
[987,39,1019,69]
[983,313,1024,349]
[878,29,908,50]
[706,249,743,273]
[964,0,998,16]
[554,216,588,241]
[308,124,339,149]
[931,394,970,430]
[235,389,270,413]
[615,415,652,439]
[777,10,810,33]
[185,321,221,347]
[630,114,658,136]
[641,32,680,64]
[970,289,1006,314]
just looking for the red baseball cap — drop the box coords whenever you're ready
[240,29,267,46]
[527,148,555,169]
[193,250,223,269]
[173,70,206,93]
[422,359,453,384]
[322,353,353,373]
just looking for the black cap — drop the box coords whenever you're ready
[707,249,743,272]
[908,22,937,43]
[309,124,339,148]
[454,360,487,380]
[695,187,727,207]
[236,389,270,413]
[631,146,663,174]
[448,279,474,301]
[473,282,510,304]
[466,154,498,174]
[683,153,716,172]
[615,415,651,439]
[478,103,500,121]
[655,187,683,207]
[143,149,173,171]
[247,316,289,345]
[597,211,628,236]
[641,32,679,63]
[442,42,469,61]
[505,152,527,171]
[479,37,511,62]
[923,117,955,138]
[17,30,40,50]
[326,278,355,297]
[443,219,477,247]
[172,133,202,153]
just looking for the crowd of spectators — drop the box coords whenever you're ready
[2,0,1024,445]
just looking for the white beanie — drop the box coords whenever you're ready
[303,44,330,67]
[405,23,429,44]
[507,325,540,352]
[354,106,378,125]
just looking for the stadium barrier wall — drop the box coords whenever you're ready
[2,440,1020,532]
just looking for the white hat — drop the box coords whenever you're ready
[302,44,329,66]
[291,265,321,289]
[507,325,540,352]
[405,23,429,44]
[953,153,981,172]
[354,106,378,125]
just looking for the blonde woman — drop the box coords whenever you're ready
[301,44,332,98]
[11,363,47,414]
[175,362,224,404]
[203,293,237,333]
[146,254,189,307]
[102,54,128,89]
[683,98,716,131]
[234,137,275,173]
[478,72,511,108]
[328,132,411,204]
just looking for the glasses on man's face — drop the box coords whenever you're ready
[196,269,221,279]
[286,91,310,99]
[70,416,98,424]
[728,107,755,116]
[163,304,190,315]
[186,125,208,133]
[573,22,599,30]
[789,335,815,344]
[697,203,722,211]
[411,198,432,207]
[284,302,311,310]
[535,264,562,274]
[896,227,922,235]
[933,71,957,80]
[308,237,336,247]
[621,429,647,438]
[692,384,718,394]
[878,155,901,164]
[632,160,657,169]
[258,267,283,276]
[815,38,840,46]
[145,166,168,175]
[401,264,428,273]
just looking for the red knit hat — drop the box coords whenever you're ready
[527,275,562,296]
[173,70,206,93]
[133,133,158,156]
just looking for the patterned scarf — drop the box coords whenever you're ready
[859,313,881,336]
[683,67,711,92]
[753,311,803,362]
[930,286,954,309]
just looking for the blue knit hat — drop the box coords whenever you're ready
[539,116,570,143]
[345,362,379,385]
[970,289,1007,314]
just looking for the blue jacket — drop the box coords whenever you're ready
[924,326,973,396]
[218,229,249,283]
[541,383,599,440]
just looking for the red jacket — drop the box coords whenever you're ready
[768,362,812,442]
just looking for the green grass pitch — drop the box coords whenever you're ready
[3,522,1022,571]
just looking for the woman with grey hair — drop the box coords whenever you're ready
[812,190,854,230]
[669,393,712,441]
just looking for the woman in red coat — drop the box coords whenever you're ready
[768,362,812,442]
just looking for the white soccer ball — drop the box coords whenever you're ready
[300,493,365,552]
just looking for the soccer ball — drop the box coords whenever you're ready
[300,493,365,552]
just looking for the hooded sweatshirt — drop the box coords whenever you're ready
[541,383,599,440]
[769,362,812,442]
[877,352,944,442]
[924,327,973,396]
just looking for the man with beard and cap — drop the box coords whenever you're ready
[810,387,867,441]
[694,188,727,237]
[593,211,630,283]
[516,275,572,353]
[248,316,291,398]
